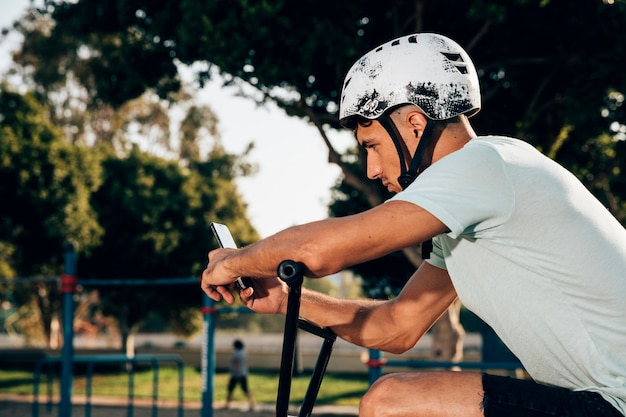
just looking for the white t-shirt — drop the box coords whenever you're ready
[391,136,626,414]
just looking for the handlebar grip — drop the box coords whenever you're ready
[277,260,303,287]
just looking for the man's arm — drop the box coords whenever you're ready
[202,199,447,293]
[237,261,457,354]
[295,262,457,353]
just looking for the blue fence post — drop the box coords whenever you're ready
[60,242,77,417]
[201,295,216,417]
[367,349,384,385]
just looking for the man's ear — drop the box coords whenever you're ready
[407,112,428,140]
[408,112,428,130]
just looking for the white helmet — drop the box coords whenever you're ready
[339,33,480,124]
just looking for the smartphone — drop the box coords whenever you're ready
[210,222,252,290]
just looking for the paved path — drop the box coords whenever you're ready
[0,394,358,417]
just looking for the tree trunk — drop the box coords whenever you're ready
[431,299,465,362]
[49,314,61,349]
[118,308,132,354]
[35,282,58,348]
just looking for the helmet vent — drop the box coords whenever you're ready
[377,38,410,53]
[441,52,468,74]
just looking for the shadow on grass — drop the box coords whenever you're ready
[289,388,366,406]
[0,378,33,389]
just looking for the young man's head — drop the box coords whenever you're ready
[339,33,481,192]
[354,106,462,193]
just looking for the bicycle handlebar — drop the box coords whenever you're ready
[275,260,337,417]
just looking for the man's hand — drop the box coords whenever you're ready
[201,248,242,303]
[201,275,288,315]
[203,248,239,284]
[238,277,288,315]
[201,248,289,315]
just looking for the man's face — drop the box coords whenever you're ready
[356,120,405,194]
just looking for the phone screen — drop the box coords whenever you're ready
[210,222,251,290]
[210,222,237,248]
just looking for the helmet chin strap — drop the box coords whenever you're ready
[377,114,435,259]
[377,115,435,190]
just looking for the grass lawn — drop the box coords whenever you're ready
[0,367,369,407]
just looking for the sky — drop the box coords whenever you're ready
[0,0,353,238]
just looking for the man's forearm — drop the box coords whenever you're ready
[297,288,415,352]
[225,202,446,282]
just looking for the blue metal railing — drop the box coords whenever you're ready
[33,354,184,417]
[366,348,524,385]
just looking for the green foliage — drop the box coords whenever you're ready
[0,87,103,275]
[77,145,258,340]
[15,1,180,107]
[0,242,16,278]
[0,87,258,345]
[17,1,626,140]
[82,148,201,278]
[0,86,105,345]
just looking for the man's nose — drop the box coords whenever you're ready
[367,161,382,180]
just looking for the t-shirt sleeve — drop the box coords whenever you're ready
[390,140,515,239]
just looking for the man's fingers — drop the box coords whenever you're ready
[203,285,223,302]
[215,285,236,304]
[238,287,255,304]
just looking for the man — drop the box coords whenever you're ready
[202,33,626,417]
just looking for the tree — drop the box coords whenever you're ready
[0,86,103,346]
[3,4,261,348]
[8,0,626,359]
[0,87,258,350]
[75,139,258,351]
[13,1,625,210]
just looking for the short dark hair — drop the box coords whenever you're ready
[233,339,244,350]
[341,115,371,132]
[344,112,461,136]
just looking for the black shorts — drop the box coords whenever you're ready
[482,374,624,417]
[227,375,249,393]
